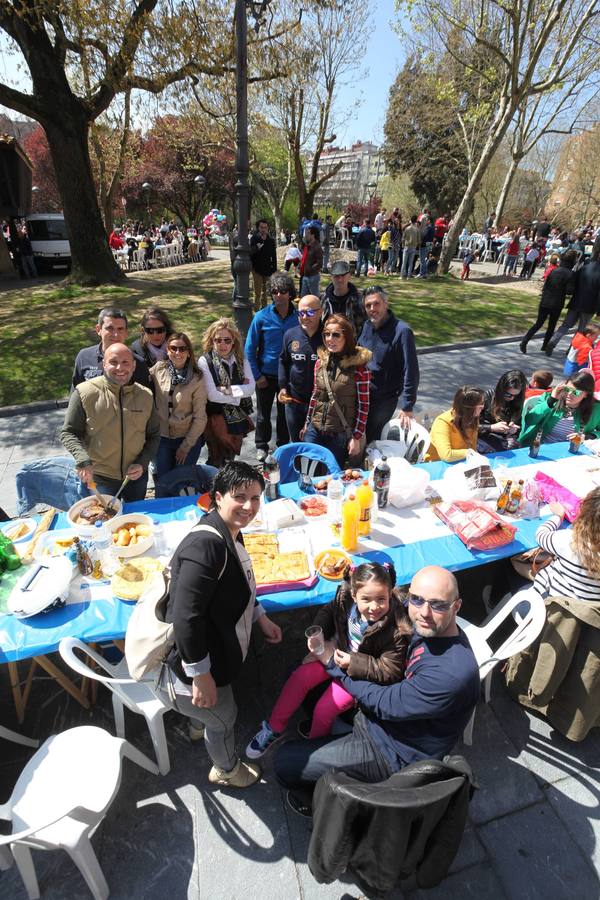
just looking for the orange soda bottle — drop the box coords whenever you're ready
[341,493,360,552]
[356,479,373,537]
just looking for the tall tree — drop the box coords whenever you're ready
[396,0,600,272]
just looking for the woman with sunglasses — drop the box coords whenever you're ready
[132,307,174,367]
[301,314,372,467]
[150,332,208,481]
[478,369,527,453]
[519,370,600,447]
[426,385,485,462]
[200,318,255,467]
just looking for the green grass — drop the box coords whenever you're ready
[0,260,539,407]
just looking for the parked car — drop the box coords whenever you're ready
[26,213,71,273]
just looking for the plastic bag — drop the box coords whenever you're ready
[434,500,517,550]
[387,457,430,509]
[533,471,582,523]
[442,451,500,502]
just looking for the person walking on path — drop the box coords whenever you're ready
[250,219,278,312]
[520,250,578,354]
[545,243,600,356]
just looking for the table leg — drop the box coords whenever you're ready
[21,660,37,713]
[113,639,125,653]
[33,655,91,710]
[7,661,25,724]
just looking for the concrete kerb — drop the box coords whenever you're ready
[1,330,564,419]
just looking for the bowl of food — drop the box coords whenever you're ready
[1,518,37,544]
[67,495,122,535]
[108,514,154,558]
[314,548,352,580]
[299,495,328,517]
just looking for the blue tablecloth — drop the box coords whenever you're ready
[0,443,590,662]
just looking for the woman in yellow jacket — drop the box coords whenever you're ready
[426,386,485,462]
[150,332,208,481]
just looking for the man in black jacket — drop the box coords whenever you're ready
[278,293,324,441]
[71,307,151,391]
[520,250,577,354]
[545,243,600,355]
[250,219,278,311]
[320,260,366,336]
[275,566,479,816]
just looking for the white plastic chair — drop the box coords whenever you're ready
[373,418,431,464]
[458,588,546,744]
[58,638,172,775]
[0,725,158,899]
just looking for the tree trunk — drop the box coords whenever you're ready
[44,109,124,285]
[495,155,522,225]
[439,103,516,274]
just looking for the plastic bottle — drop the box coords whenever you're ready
[0,532,21,574]
[496,480,512,513]
[326,477,344,529]
[93,519,117,576]
[341,493,360,552]
[373,456,391,509]
[356,479,373,537]
[263,451,280,501]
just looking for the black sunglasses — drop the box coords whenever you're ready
[406,593,456,612]
[324,331,343,339]
[144,326,166,334]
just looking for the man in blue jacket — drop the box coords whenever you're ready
[278,293,324,441]
[359,286,419,443]
[355,219,376,277]
[275,565,480,816]
[245,272,298,461]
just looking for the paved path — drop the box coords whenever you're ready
[2,336,598,900]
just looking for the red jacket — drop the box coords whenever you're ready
[588,343,600,396]
[434,217,447,239]
[109,231,125,250]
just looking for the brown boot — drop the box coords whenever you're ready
[208,759,261,788]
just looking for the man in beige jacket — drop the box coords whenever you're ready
[61,343,160,502]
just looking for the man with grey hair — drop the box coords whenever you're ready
[71,306,151,390]
[61,343,159,502]
[359,286,419,443]
[275,565,480,816]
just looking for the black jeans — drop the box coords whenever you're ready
[548,309,592,350]
[284,399,309,443]
[522,306,561,349]
[94,472,148,503]
[275,712,393,801]
[366,395,399,444]
[255,375,289,451]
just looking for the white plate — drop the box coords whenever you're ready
[1,518,36,544]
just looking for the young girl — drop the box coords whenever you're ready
[564,323,600,376]
[246,562,411,757]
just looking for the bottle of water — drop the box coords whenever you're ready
[93,519,117,576]
[327,477,344,529]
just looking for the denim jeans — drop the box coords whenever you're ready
[386,248,398,273]
[301,274,321,297]
[94,472,148,503]
[285,399,309,443]
[275,711,393,797]
[401,247,417,277]
[355,249,369,277]
[15,456,89,516]
[418,245,429,278]
[155,435,204,481]
[304,424,348,468]
[256,375,290,451]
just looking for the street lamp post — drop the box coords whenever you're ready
[141,182,152,226]
[232,0,273,338]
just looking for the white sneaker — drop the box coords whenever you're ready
[256,449,268,463]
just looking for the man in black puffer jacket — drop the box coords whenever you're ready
[545,243,600,355]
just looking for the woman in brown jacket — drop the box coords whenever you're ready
[150,332,208,481]
[246,562,412,756]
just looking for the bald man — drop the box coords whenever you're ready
[278,293,324,441]
[61,343,160,502]
[275,565,480,816]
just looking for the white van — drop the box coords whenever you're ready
[26,213,71,273]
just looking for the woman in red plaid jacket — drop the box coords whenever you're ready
[301,313,371,467]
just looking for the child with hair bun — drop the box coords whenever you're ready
[246,561,412,758]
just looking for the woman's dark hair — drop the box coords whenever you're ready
[140,307,174,347]
[166,331,201,376]
[323,314,356,356]
[452,385,485,439]
[492,369,527,421]
[558,370,595,423]
[335,561,412,635]
[209,461,265,506]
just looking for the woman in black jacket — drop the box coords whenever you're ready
[520,250,577,353]
[131,306,174,367]
[545,243,600,354]
[478,369,527,453]
[161,461,282,788]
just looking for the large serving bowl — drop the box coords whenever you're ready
[67,495,123,537]
[108,513,154,558]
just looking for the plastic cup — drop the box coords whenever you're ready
[305,625,325,655]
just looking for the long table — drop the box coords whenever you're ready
[1,442,597,670]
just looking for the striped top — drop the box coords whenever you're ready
[534,515,600,601]
[544,414,575,444]
[347,603,370,652]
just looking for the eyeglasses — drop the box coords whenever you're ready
[406,593,457,612]
[298,309,319,318]
[214,337,233,344]
[324,331,343,339]
[168,345,188,353]
[144,326,167,334]
[271,289,290,296]
[564,387,584,397]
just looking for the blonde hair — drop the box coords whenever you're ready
[572,487,600,577]
[202,317,245,370]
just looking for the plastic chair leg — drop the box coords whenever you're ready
[120,739,160,775]
[147,713,171,775]
[483,671,493,704]
[112,695,126,738]
[0,845,13,871]
[68,837,109,900]
[11,843,40,900]
[463,708,476,746]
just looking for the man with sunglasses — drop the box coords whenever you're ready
[275,565,479,816]
[71,307,151,391]
[278,294,324,441]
